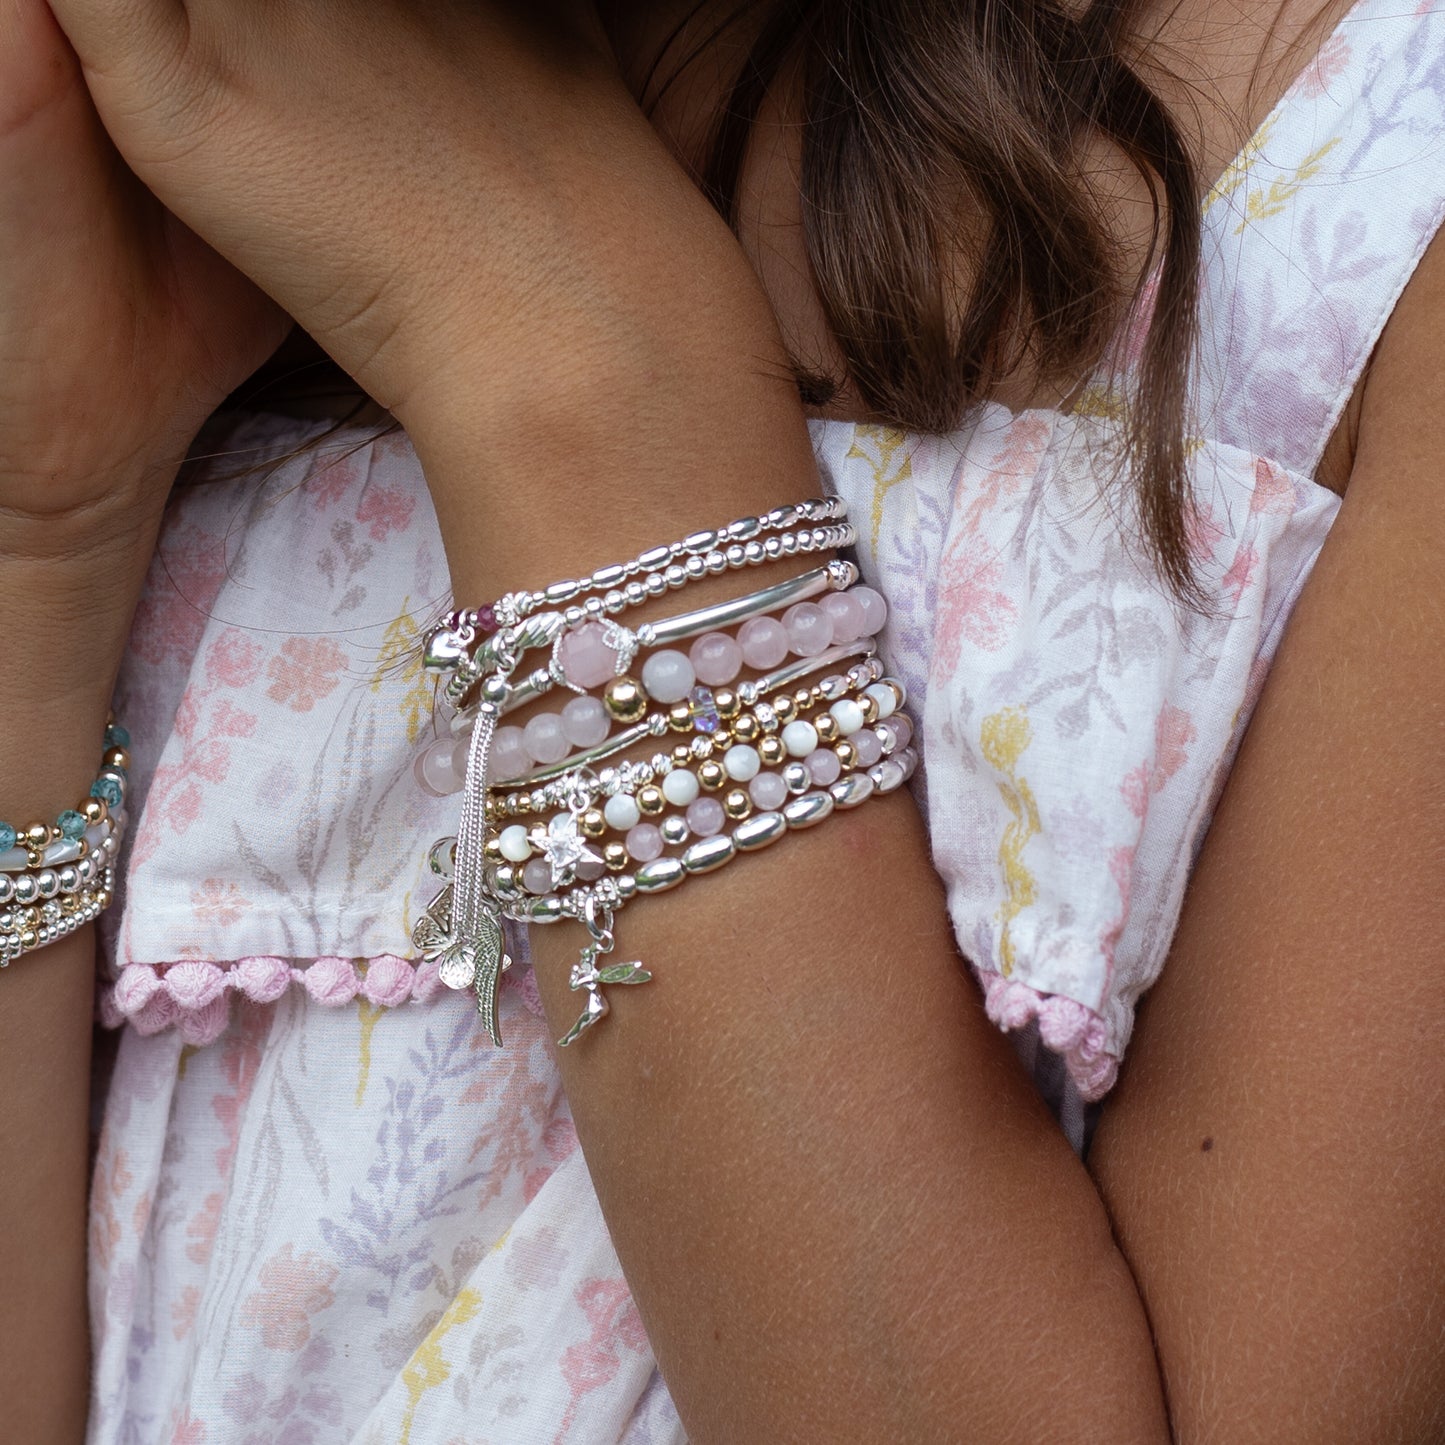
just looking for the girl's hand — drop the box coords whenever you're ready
[1,0,286,541]
[44,0,627,427]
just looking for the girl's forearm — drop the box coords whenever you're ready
[0,502,168,1445]
[399,106,1169,1438]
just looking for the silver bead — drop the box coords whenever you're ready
[0,876,11,904]
[13,875,38,904]
[635,857,686,893]
[593,564,627,589]
[783,791,835,830]
[660,816,690,847]
[729,516,760,539]
[704,551,727,574]
[645,573,668,597]
[684,529,717,554]
[625,580,648,606]
[529,897,564,923]
[684,555,706,581]
[605,590,626,614]
[584,596,606,619]
[682,835,734,874]
[617,874,638,899]
[725,544,746,568]
[782,762,810,794]
[478,674,509,707]
[638,544,672,570]
[763,536,783,558]
[781,533,799,554]
[545,579,580,604]
[830,773,875,809]
[564,605,585,627]
[732,811,787,851]
[664,563,687,589]
[871,759,907,793]
[743,539,765,564]
[36,870,59,898]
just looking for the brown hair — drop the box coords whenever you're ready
[643,0,1202,596]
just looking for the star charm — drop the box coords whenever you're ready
[530,811,602,888]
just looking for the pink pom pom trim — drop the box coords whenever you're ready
[98,953,508,1039]
[974,966,1120,1102]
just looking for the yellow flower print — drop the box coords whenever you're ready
[980,706,1040,978]
[845,424,914,556]
[398,1287,484,1445]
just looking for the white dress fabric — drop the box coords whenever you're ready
[87,5,1445,1440]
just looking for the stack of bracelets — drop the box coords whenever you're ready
[412,499,917,1048]
[0,720,129,967]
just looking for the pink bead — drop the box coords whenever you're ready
[690,631,744,686]
[852,585,888,635]
[738,616,790,669]
[522,859,554,894]
[782,602,833,657]
[881,714,914,752]
[748,772,788,810]
[819,591,865,644]
[853,729,884,767]
[574,855,607,882]
[805,749,841,786]
[686,796,726,837]
[488,725,530,782]
[626,823,664,862]
[556,622,619,689]
[523,712,569,765]
[414,736,466,796]
[561,695,609,748]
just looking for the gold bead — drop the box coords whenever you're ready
[672,744,694,768]
[104,746,131,771]
[815,713,840,743]
[19,928,38,951]
[483,836,504,862]
[580,809,606,838]
[699,760,726,791]
[859,695,879,725]
[24,822,49,848]
[603,841,628,872]
[834,740,859,770]
[81,798,107,826]
[668,702,694,733]
[732,714,759,744]
[97,889,114,909]
[710,730,733,751]
[603,675,648,723]
[772,695,797,724]
[722,789,752,820]
[714,688,740,719]
[794,688,813,712]
[758,736,786,767]
[637,786,665,816]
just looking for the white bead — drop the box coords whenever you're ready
[498,825,533,863]
[723,744,761,782]
[829,698,866,736]
[661,768,700,806]
[604,793,641,831]
[781,720,819,758]
[864,682,897,720]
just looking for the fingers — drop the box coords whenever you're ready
[44,0,186,78]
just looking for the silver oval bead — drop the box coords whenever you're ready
[683,529,717,554]
[732,811,787,851]
[528,897,564,923]
[636,857,687,893]
[897,747,919,781]
[544,579,580,603]
[682,835,735,874]
[593,564,627,589]
[783,791,835,830]
[871,759,908,794]
[638,545,671,570]
[727,515,761,539]
[830,773,875,809]
[0,875,11,903]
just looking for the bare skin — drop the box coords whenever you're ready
[4,0,1439,1439]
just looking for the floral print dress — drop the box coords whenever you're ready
[87,4,1445,1440]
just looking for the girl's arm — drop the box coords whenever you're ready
[0,6,284,1437]
[1089,232,1445,1441]
[44,5,1175,1437]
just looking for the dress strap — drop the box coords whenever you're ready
[1192,0,1445,476]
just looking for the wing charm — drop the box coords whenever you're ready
[412,883,512,1047]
